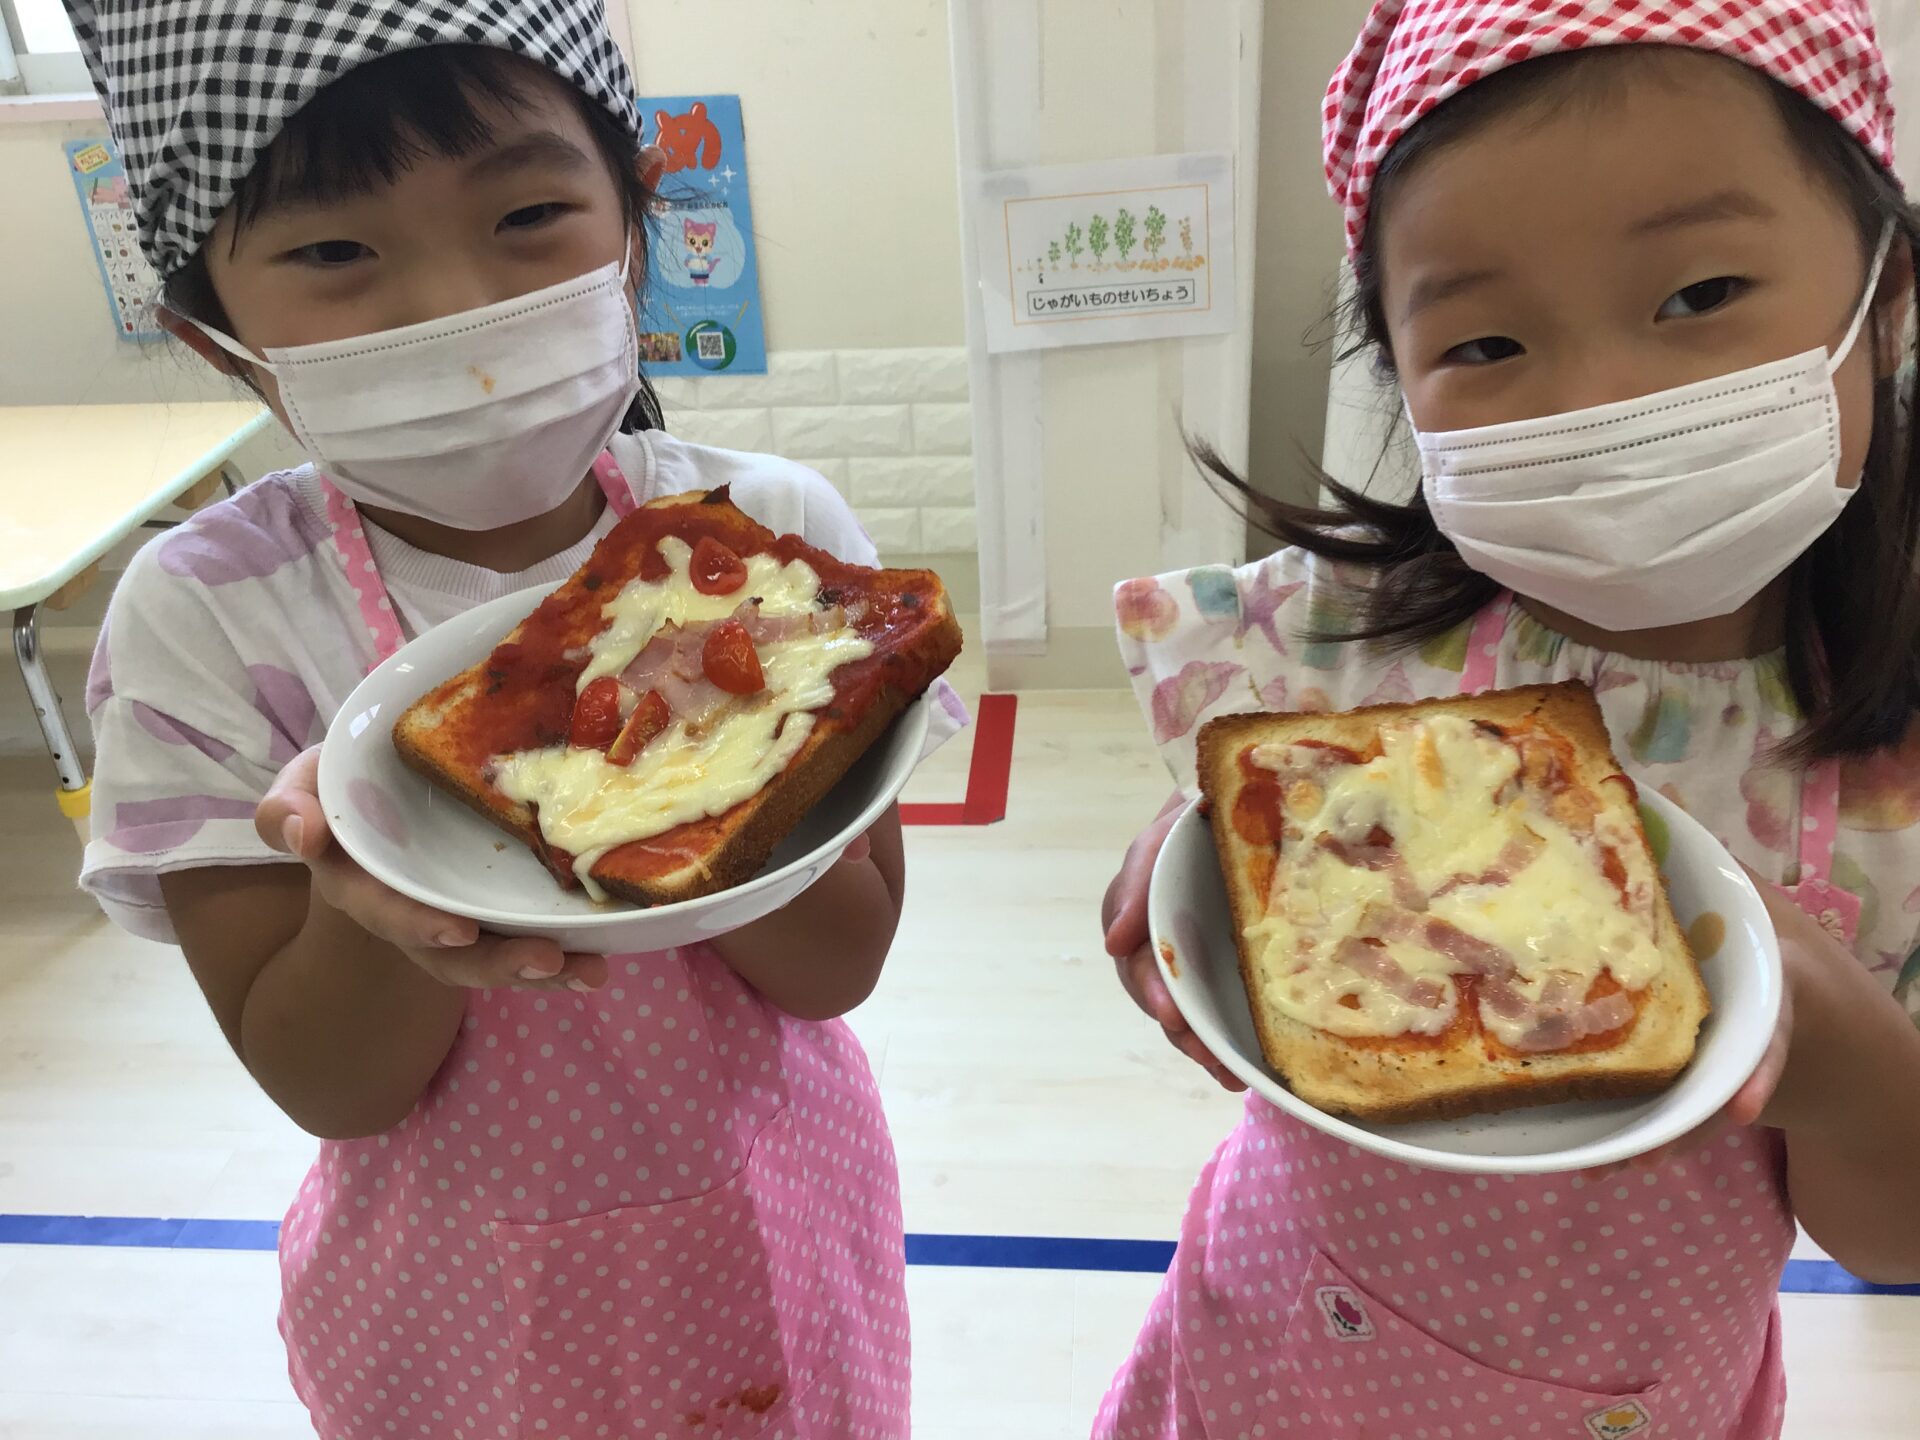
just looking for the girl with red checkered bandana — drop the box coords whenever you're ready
[1098,3,1920,1436]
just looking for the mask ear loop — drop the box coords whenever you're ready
[1829,221,1898,376]
[187,318,280,376]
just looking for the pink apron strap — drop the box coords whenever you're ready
[1784,759,1859,941]
[322,450,637,672]
[593,450,639,519]
[322,478,408,668]
[1458,593,1512,696]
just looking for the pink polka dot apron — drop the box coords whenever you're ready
[1096,593,1808,1440]
[282,458,911,1439]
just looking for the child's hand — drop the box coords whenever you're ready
[1600,865,1810,1175]
[1103,797,1245,1093]
[256,748,607,994]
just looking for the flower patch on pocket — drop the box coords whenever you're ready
[1585,1399,1652,1439]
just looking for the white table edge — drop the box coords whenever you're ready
[0,407,274,612]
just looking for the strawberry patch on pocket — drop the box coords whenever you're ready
[1314,1285,1373,1342]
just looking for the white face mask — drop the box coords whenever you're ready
[1417,226,1896,632]
[195,256,641,531]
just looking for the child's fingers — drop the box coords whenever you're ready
[837,831,873,866]
[256,746,328,856]
[1119,947,1241,1089]
[416,936,574,991]
[1168,1027,1246,1092]
[309,849,480,951]
[1103,808,1181,959]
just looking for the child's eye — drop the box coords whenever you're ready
[1441,336,1525,367]
[288,240,373,267]
[1658,277,1749,320]
[500,203,571,232]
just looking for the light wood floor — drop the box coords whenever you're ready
[2,641,1916,1438]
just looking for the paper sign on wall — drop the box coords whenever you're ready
[64,137,164,343]
[971,153,1235,353]
[635,94,769,377]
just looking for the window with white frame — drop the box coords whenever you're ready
[2,0,91,96]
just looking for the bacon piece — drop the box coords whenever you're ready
[619,625,737,731]
[1434,827,1547,896]
[1332,937,1449,1014]
[742,602,848,644]
[1503,986,1636,1053]
[1319,832,1427,912]
[1363,908,1520,982]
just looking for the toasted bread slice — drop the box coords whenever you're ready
[393,487,963,907]
[1197,682,1707,1124]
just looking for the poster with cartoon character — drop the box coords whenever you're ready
[635,95,769,376]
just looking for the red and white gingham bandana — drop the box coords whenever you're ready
[1325,0,1898,258]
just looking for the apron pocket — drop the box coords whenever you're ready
[492,1108,826,1440]
[1282,1252,1664,1440]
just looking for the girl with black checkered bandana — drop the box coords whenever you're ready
[67,3,956,1435]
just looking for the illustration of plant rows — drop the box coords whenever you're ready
[1024,202,1206,276]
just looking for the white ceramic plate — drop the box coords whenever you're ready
[317,584,933,953]
[1148,789,1783,1175]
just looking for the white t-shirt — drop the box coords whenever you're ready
[81,431,957,942]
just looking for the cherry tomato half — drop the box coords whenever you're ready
[690,537,748,596]
[568,676,627,750]
[702,620,765,696]
[607,688,672,767]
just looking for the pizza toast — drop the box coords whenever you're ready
[1197,682,1707,1124]
[393,487,962,907]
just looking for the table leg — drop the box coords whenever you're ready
[11,606,91,842]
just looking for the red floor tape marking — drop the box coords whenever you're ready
[900,693,1016,827]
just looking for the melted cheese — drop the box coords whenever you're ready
[491,537,872,894]
[1242,714,1665,1045]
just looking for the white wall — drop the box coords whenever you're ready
[1248,0,1372,509]
[620,0,964,353]
[1880,0,1920,191]
[0,117,304,473]
[0,3,974,554]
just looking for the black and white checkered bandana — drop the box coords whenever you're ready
[64,1,641,279]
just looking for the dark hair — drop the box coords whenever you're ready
[162,44,663,433]
[1203,48,1920,761]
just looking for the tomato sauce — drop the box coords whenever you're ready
[432,491,951,885]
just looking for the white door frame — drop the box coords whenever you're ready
[949,0,1263,658]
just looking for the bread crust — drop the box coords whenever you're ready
[391,489,962,906]
[1197,681,1709,1124]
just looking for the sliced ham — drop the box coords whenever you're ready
[1319,832,1427,912]
[1332,937,1449,1015]
[741,602,848,645]
[1361,909,1520,982]
[617,624,729,731]
[1434,827,1546,896]
[1503,986,1636,1053]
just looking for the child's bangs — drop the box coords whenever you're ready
[229,46,541,232]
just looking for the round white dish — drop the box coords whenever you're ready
[1148,788,1783,1175]
[317,584,933,953]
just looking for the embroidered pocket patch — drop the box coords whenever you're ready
[1585,1400,1652,1439]
[1314,1285,1373,1342]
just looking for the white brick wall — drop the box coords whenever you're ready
[655,348,975,554]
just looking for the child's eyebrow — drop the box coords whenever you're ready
[1628,189,1777,235]
[1402,268,1504,323]
[467,131,597,181]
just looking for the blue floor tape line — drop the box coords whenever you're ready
[2,1215,1915,1295]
